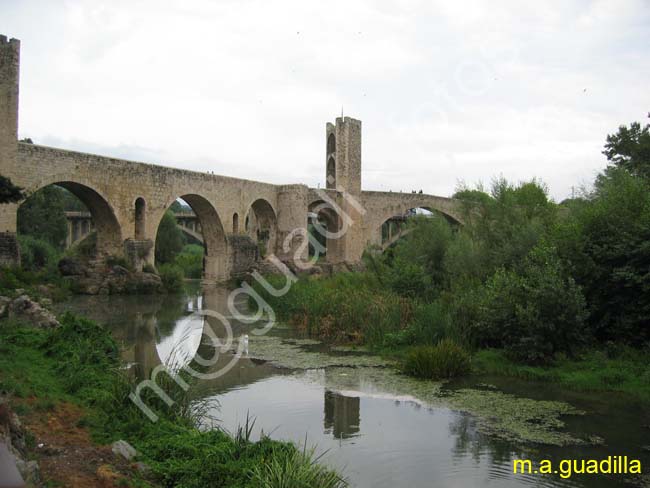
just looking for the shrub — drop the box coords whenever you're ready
[473,243,588,364]
[403,339,471,379]
[18,235,60,271]
[173,244,204,279]
[158,263,184,292]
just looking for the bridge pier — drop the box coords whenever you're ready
[275,185,309,267]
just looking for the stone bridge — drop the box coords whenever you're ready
[0,35,465,281]
[65,210,203,248]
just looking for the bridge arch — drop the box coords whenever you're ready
[19,180,122,256]
[245,198,277,257]
[371,204,461,252]
[308,199,344,262]
[157,194,228,282]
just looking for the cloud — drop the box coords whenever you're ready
[1,0,648,199]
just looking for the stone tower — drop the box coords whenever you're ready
[325,117,361,195]
[0,35,20,266]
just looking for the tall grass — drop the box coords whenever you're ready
[250,445,348,488]
[403,339,471,380]
[253,272,413,346]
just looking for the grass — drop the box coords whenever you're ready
[0,313,348,487]
[473,348,650,400]
[403,340,471,380]
[252,272,413,346]
[250,445,347,488]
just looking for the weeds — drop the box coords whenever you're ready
[403,340,471,380]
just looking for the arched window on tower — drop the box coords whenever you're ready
[326,156,336,189]
[327,133,336,155]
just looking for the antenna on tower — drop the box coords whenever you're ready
[341,106,344,118]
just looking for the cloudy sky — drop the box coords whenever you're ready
[2,0,649,200]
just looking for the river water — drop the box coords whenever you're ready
[57,282,649,488]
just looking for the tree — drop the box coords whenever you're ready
[0,175,24,204]
[603,113,650,179]
[17,186,67,249]
[155,210,185,264]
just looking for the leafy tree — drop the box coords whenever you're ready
[0,175,24,204]
[603,113,650,179]
[555,168,650,345]
[17,186,67,249]
[155,210,185,264]
[473,243,588,364]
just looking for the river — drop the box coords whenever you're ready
[57,282,649,488]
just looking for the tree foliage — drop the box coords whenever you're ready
[155,210,185,264]
[0,174,24,204]
[17,186,68,249]
[603,113,650,179]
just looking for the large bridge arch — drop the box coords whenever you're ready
[18,180,123,256]
[155,193,229,282]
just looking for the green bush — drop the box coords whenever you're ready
[173,244,204,279]
[473,243,588,364]
[403,339,471,379]
[156,210,185,264]
[158,263,184,292]
[18,235,60,271]
[555,168,650,345]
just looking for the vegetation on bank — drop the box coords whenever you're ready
[0,313,347,487]
[253,114,650,394]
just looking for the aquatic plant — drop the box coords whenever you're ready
[403,339,471,380]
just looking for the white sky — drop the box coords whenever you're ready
[2,0,649,200]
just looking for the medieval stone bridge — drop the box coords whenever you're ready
[0,35,465,281]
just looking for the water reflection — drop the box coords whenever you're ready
[324,390,360,439]
[57,284,648,488]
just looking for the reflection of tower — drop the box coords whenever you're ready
[323,390,360,439]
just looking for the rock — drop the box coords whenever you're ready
[15,458,39,485]
[36,284,55,298]
[38,298,52,308]
[14,289,25,295]
[131,272,163,293]
[0,296,11,318]
[8,295,60,328]
[111,265,129,276]
[111,440,137,461]
[58,257,87,276]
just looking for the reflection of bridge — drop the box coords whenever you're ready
[1,35,466,281]
[64,211,205,248]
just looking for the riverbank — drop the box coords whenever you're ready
[0,307,348,487]
[252,273,650,403]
